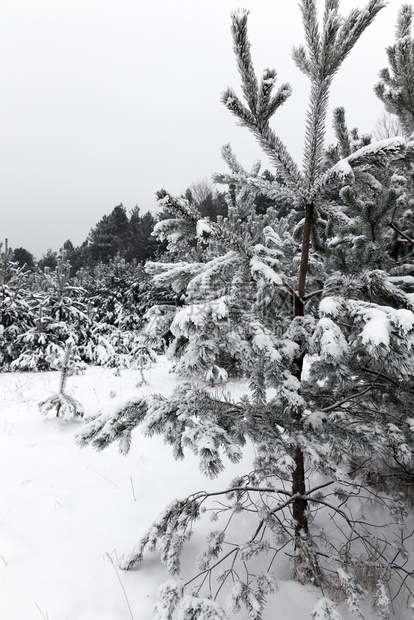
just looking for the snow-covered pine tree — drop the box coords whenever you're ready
[324,104,414,273]
[374,3,414,269]
[375,3,414,138]
[145,163,297,383]
[0,239,34,370]
[12,254,87,372]
[322,114,414,496]
[79,2,414,617]
[77,255,149,369]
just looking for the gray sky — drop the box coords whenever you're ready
[0,0,401,258]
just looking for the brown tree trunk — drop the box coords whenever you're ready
[291,201,317,580]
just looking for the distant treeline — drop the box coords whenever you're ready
[11,172,288,275]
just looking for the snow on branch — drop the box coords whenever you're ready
[146,261,205,294]
[155,189,200,223]
[250,256,284,288]
[77,397,148,454]
[186,251,240,298]
[170,296,229,338]
[223,9,303,192]
[315,136,408,195]
[214,170,297,205]
[318,294,414,368]
[346,136,406,166]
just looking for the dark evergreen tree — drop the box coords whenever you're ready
[127,207,159,263]
[87,203,130,264]
[38,248,58,272]
[12,247,35,271]
[60,239,85,277]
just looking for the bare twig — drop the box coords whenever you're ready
[322,386,375,413]
[303,288,324,300]
[130,476,136,502]
[86,466,120,488]
[106,552,134,620]
[388,221,414,246]
[34,602,49,620]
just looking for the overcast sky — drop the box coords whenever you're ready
[0,0,402,258]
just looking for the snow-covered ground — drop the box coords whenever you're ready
[0,359,408,619]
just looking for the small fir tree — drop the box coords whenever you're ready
[0,240,34,370]
[12,254,87,372]
[39,341,85,420]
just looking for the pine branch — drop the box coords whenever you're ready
[300,0,321,69]
[337,0,386,61]
[333,107,352,158]
[230,9,259,116]
[396,4,413,40]
[213,145,298,204]
[300,0,386,191]
[303,78,332,191]
[388,221,414,246]
[315,136,408,196]
[321,386,376,413]
[223,11,303,193]
[221,90,302,192]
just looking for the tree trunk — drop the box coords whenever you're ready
[291,201,319,582]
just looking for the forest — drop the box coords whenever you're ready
[1,175,284,374]
[1,1,414,618]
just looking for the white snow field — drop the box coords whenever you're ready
[0,359,410,619]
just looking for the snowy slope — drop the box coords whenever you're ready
[0,360,407,619]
